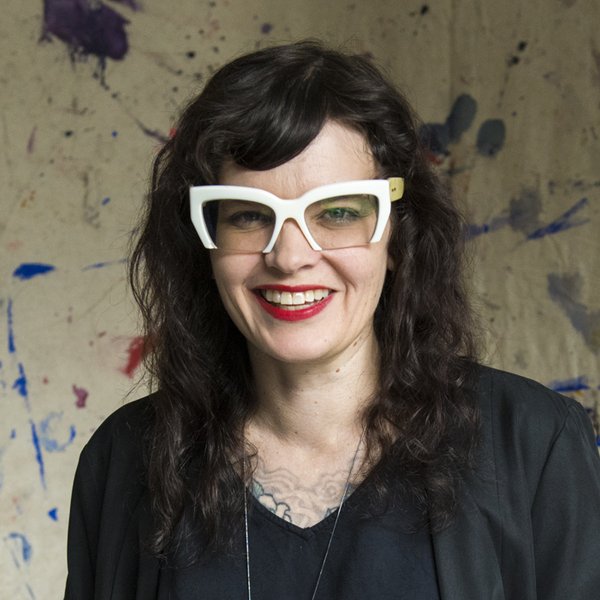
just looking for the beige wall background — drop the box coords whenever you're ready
[1,0,599,597]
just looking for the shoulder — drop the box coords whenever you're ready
[475,363,580,430]
[77,393,158,490]
[472,364,596,481]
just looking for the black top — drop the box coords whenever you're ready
[161,473,440,600]
[64,366,600,599]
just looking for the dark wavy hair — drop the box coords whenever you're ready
[129,40,480,555]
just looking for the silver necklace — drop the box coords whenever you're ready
[244,433,364,600]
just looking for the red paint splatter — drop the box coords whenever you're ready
[72,384,89,408]
[42,377,49,384]
[120,336,145,378]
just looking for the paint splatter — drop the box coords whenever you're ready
[476,119,506,156]
[547,272,600,352]
[72,384,89,408]
[27,127,37,153]
[39,412,77,452]
[121,336,145,378]
[420,94,478,156]
[82,258,126,270]
[509,189,542,234]
[548,376,590,393]
[7,298,16,353]
[12,263,56,280]
[133,118,169,143]
[466,215,509,239]
[4,532,32,568]
[42,0,131,61]
[13,363,30,410]
[527,197,589,240]
[48,507,59,521]
[30,420,46,489]
[446,94,478,143]
[261,23,273,34]
[110,0,141,10]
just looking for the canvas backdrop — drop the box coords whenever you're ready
[1,0,599,597]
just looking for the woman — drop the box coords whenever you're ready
[65,41,600,599]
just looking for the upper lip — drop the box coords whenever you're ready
[255,284,332,292]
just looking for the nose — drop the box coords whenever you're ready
[263,219,321,273]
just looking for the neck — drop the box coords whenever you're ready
[246,333,380,452]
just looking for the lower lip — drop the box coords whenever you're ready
[255,293,334,321]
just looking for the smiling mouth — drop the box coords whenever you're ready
[258,288,331,310]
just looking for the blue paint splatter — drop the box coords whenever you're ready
[12,363,30,410]
[111,130,118,137]
[10,429,16,439]
[420,94,478,156]
[39,412,77,452]
[476,119,506,157]
[102,196,111,205]
[261,22,273,34]
[5,532,32,567]
[30,420,46,489]
[12,263,56,280]
[82,258,126,270]
[527,197,589,240]
[7,298,15,353]
[466,215,509,239]
[548,376,590,393]
[48,507,59,521]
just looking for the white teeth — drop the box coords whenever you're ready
[280,292,293,305]
[260,288,330,307]
[292,293,305,305]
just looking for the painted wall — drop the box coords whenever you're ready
[1,0,598,597]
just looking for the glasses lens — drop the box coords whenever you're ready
[203,200,275,252]
[304,194,379,249]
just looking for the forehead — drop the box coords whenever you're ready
[219,121,377,198]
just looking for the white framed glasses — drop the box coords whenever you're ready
[189,177,404,253]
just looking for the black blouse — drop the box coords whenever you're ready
[160,472,440,600]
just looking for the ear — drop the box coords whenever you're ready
[387,253,394,271]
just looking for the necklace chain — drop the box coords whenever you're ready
[244,432,364,600]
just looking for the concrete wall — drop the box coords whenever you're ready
[1,0,598,596]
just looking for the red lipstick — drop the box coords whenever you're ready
[254,288,334,321]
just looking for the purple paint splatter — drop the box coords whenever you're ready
[261,22,273,34]
[42,0,131,60]
[13,263,56,280]
[73,384,89,408]
[133,118,169,143]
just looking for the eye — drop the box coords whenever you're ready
[216,200,275,230]
[225,210,274,229]
[310,195,377,227]
[318,206,361,223]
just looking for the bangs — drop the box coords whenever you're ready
[226,67,330,171]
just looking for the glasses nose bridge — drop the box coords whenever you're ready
[264,200,317,253]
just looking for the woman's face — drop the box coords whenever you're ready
[210,121,393,366]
